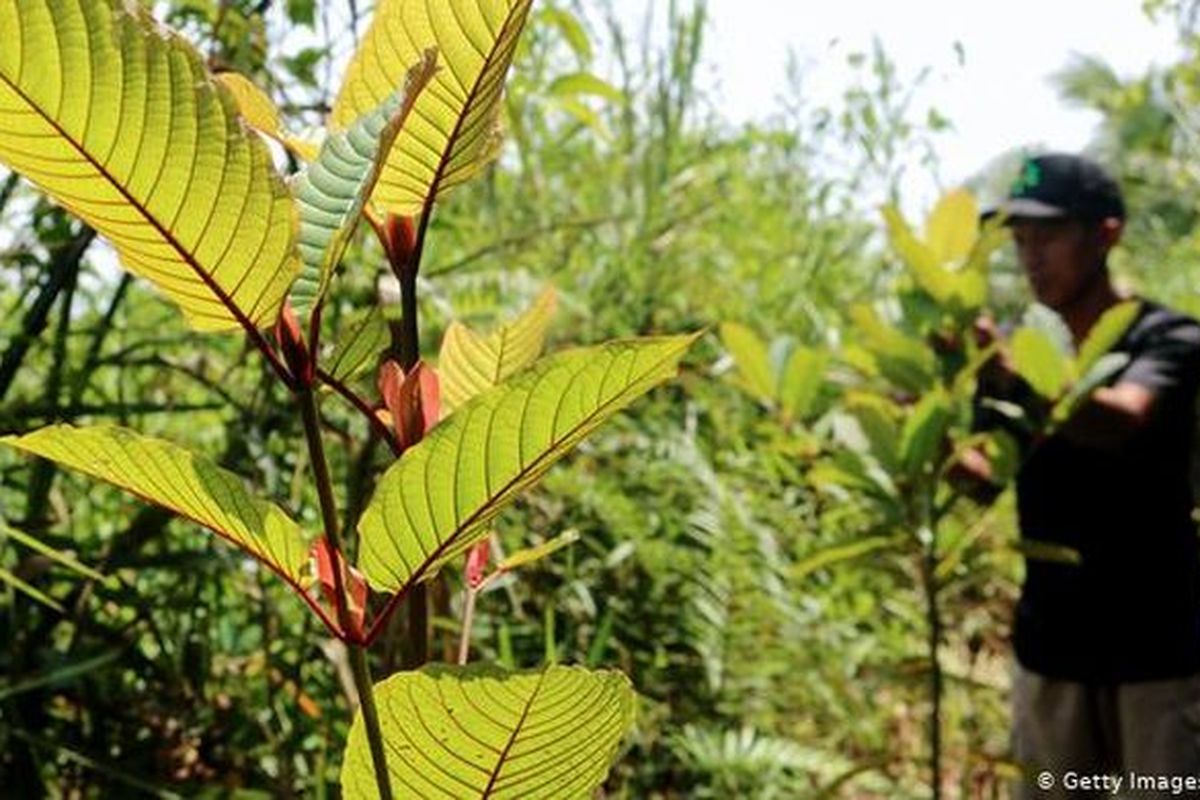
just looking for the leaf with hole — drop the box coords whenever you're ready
[0,0,298,332]
[357,335,698,593]
[341,663,635,799]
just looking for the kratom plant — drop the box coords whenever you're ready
[0,0,698,796]
[719,189,1140,798]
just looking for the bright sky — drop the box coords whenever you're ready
[610,0,1183,203]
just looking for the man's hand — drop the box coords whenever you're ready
[946,445,1004,504]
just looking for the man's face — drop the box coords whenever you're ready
[1009,217,1115,309]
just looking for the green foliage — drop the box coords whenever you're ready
[342,664,635,799]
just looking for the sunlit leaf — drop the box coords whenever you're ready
[358,335,698,592]
[719,322,776,405]
[498,529,581,573]
[0,0,298,332]
[1011,326,1071,399]
[342,664,636,799]
[1076,300,1140,376]
[291,52,437,319]
[214,71,320,161]
[923,189,978,266]
[1,426,309,583]
[439,286,557,414]
[332,0,534,216]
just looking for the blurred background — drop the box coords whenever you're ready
[4,0,1200,796]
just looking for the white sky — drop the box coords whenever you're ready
[609,0,1183,204]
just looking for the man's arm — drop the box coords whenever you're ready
[1058,316,1200,450]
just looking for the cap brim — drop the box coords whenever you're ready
[979,198,1068,223]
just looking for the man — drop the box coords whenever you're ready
[967,153,1200,795]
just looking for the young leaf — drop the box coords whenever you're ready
[847,305,937,393]
[341,664,635,799]
[497,529,581,573]
[0,0,298,333]
[1011,326,1071,399]
[719,322,776,405]
[439,287,558,414]
[290,52,438,319]
[332,0,535,216]
[1,426,310,583]
[357,335,698,593]
[214,72,320,161]
[326,308,391,383]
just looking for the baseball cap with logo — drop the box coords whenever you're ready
[982,153,1126,223]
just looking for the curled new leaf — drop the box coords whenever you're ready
[290,51,438,318]
[1,425,310,583]
[358,335,698,593]
[332,0,534,215]
[341,664,636,799]
[0,0,298,332]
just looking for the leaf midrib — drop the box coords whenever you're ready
[480,668,546,798]
[386,342,684,592]
[0,58,273,335]
[417,0,530,218]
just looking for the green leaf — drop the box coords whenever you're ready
[342,663,636,799]
[844,392,903,473]
[439,287,558,414]
[0,0,298,333]
[358,335,698,593]
[778,345,829,423]
[1076,300,1140,376]
[0,520,108,584]
[291,52,437,320]
[1052,352,1131,424]
[847,305,937,393]
[498,529,580,573]
[332,0,535,216]
[214,71,320,161]
[536,7,592,62]
[900,390,953,475]
[719,322,776,405]
[326,308,391,383]
[792,535,904,581]
[0,566,64,611]
[923,189,978,266]
[547,72,624,103]
[1011,326,1071,399]
[1,426,310,583]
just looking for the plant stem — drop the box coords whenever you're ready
[296,388,393,800]
[920,512,943,800]
[457,586,478,665]
[348,645,392,800]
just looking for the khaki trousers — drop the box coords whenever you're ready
[1012,663,1200,798]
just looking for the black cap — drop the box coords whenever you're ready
[982,153,1126,223]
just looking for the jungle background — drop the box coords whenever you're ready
[4,0,1200,797]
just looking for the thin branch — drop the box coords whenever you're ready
[314,366,402,456]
